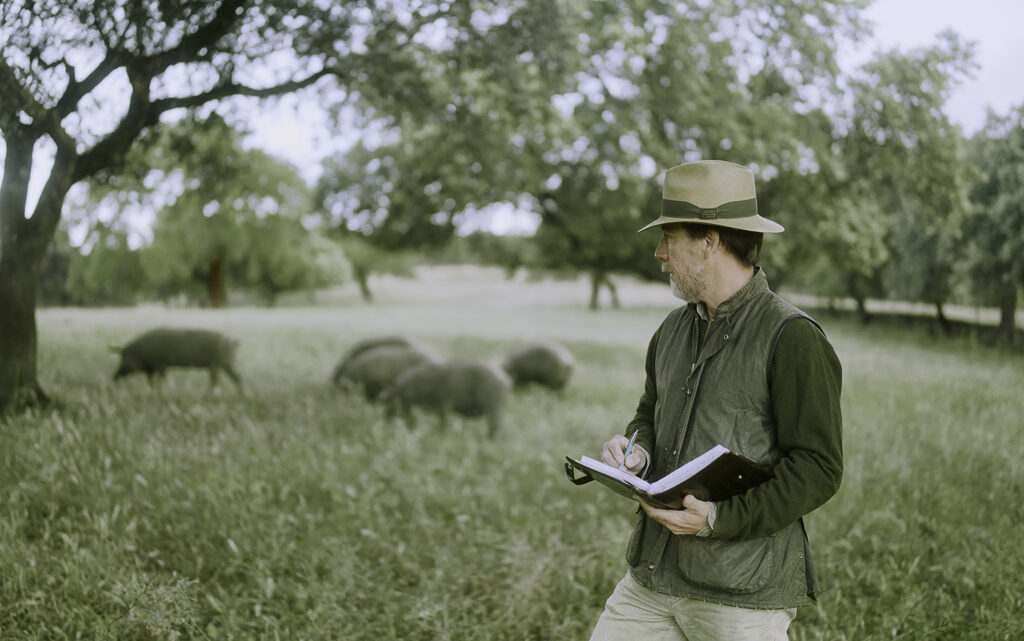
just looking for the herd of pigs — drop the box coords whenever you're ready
[110,327,575,436]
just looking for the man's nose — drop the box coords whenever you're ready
[654,235,668,260]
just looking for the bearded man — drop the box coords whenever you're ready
[589,160,843,641]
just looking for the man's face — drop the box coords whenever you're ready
[655,224,707,303]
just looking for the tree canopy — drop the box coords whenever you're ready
[964,106,1024,340]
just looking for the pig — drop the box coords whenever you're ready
[380,359,512,437]
[501,341,574,390]
[112,328,242,389]
[330,335,438,388]
[335,344,441,400]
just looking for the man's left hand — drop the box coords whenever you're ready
[635,494,710,536]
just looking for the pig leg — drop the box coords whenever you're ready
[146,368,165,387]
[485,409,503,438]
[222,365,244,392]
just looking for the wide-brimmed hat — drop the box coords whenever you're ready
[638,160,784,233]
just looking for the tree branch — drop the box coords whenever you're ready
[150,66,337,113]
[0,59,76,150]
[54,50,128,120]
[72,67,157,181]
[23,146,78,259]
[144,0,248,75]
[0,59,48,127]
[56,0,245,120]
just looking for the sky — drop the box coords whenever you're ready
[858,0,1024,134]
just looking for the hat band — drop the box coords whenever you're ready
[660,197,757,221]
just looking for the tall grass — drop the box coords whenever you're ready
[1,266,1021,640]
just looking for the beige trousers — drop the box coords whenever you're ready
[588,573,797,641]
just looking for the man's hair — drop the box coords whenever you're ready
[681,223,763,268]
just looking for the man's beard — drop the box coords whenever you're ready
[665,262,706,304]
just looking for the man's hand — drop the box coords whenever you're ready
[635,495,710,536]
[602,434,646,475]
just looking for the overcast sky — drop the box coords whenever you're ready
[861,0,1024,134]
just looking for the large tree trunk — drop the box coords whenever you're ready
[207,256,226,307]
[354,267,373,302]
[604,275,621,309]
[997,278,1017,344]
[0,135,73,413]
[934,301,951,335]
[0,254,50,411]
[847,273,871,324]
[588,271,602,311]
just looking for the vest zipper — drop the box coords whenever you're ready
[684,315,712,393]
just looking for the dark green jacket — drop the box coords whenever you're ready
[625,269,843,609]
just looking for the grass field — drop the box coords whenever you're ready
[2,266,1022,640]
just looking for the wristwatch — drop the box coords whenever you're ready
[696,502,717,538]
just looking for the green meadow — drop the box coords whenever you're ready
[2,266,1021,640]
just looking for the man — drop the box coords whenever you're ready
[589,160,843,641]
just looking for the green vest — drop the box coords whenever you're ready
[626,269,818,609]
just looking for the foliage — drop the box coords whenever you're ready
[307,0,582,299]
[962,105,1024,339]
[819,32,976,315]
[437,231,540,278]
[314,0,577,245]
[524,0,869,306]
[333,233,414,302]
[3,271,1022,639]
[316,1,869,307]
[67,115,344,306]
[66,227,150,306]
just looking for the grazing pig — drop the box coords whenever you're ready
[380,359,512,437]
[330,335,438,388]
[335,344,441,400]
[112,328,242,389]
[502,341,574,390]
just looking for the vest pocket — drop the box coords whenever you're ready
[676,534,776,594]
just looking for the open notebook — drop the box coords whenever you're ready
[565,444,771,508]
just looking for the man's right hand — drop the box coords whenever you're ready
[602,434,646,475]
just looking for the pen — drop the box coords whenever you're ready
[618,430,639,470]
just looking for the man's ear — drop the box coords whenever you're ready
[703,228,720,255]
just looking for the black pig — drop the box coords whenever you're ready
[112,328,242,389]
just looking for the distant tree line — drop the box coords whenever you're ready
[2,0,1023,413]
[36,115,350,307]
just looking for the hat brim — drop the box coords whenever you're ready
[637,215,784,234]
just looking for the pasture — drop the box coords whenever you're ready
[2,266,1022,640]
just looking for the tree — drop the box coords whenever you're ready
[964,106,1024,343]
[333,234,414,302]
[65,224,149,306]
[314,0,578,284]
[830,32,975,323]
[0,0,523,412]
[319,1,870,309]
[526,0,867,307]
[128,115,325,305]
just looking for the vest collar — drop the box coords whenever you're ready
[693,266,768,321]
